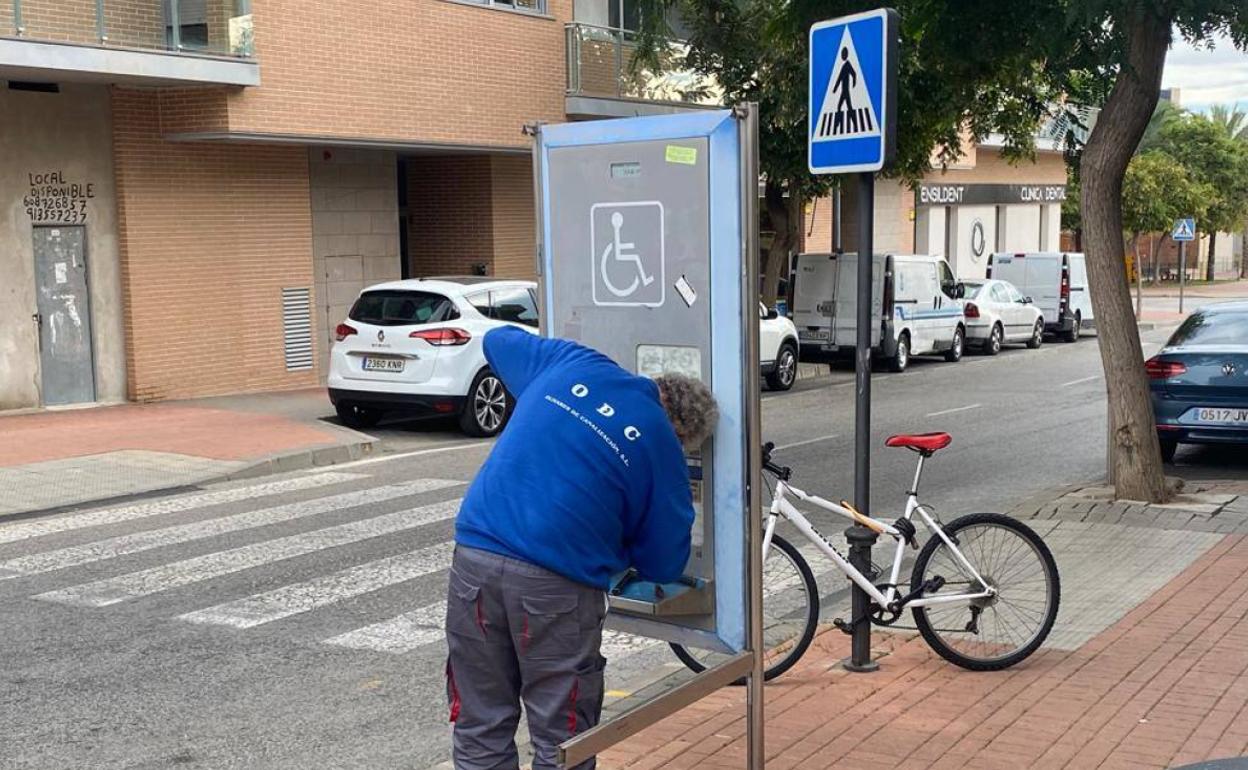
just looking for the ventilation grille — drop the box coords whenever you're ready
[281,287,314,371]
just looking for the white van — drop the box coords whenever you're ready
[986,252,1093,342]
[792,253,967,372]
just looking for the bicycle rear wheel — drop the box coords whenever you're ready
[910,513,1059,671]
[669,533,818,682]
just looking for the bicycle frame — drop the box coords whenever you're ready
[761,455,994,611]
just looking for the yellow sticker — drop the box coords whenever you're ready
[665,145,697,165]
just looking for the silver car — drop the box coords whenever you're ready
[960,279,1045,355]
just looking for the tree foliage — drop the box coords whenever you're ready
[1152,114,1248,239]
[1121,150,1212,237]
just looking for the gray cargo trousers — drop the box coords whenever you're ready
[445,545,608,770]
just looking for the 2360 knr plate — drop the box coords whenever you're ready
[362,357,405,373]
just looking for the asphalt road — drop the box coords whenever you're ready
[3,321,1246,770]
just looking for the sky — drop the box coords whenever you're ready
[1163,31,1248,113]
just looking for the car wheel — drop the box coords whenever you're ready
[1026,319,1044,349]
[984,323,1003,356]
[766,343,799,391]
[888,332,910,373]
[944,326,965,363]
[336,402,383,429]
[460,369,511,438]
[1063,312,1081,343]
[1159,438,1178,464]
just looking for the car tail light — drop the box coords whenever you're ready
[964,302,980,319]
[410,328,472,346]
[335,323,357,342]
[1145,357,1187,379]
[1060,265,1070,311]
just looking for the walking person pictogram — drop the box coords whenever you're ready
[832,47,858,135]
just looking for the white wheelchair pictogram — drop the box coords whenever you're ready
[600,211,656,298]
[590,201,665,308]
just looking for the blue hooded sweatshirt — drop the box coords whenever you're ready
[454,326,695,590]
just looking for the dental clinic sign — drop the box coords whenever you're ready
[917,183,1067,207]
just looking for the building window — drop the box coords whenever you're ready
[467,0,547,14]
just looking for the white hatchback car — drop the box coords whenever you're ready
[328,277,538,436]
[760,303,800,391]
[960,279,1045,355]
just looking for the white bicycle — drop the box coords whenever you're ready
[672,432,1060,678]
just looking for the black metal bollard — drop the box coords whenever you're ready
[842,524,880,673]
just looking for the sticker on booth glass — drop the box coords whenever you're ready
[665,145,697,165]
[54,263,68,285]
[636,344,701,379]
[674,275,697,308]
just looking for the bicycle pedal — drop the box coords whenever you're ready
[832,617,854,636]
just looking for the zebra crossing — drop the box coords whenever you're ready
[0,468,854,665]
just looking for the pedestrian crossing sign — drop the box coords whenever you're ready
[1172,218,1196,242]
[808,8,898,174]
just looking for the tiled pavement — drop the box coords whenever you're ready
[1014,482,1248,535]
[0,399,373,518]
[599,534,1248,770]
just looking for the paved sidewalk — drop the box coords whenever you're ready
[0,389,374,518]
[599,534,1248,770]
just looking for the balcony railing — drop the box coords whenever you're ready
[565,22,720,106]
[2,0,254,58]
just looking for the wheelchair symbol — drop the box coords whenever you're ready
[590,202,665,307]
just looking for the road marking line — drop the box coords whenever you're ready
[926,403,982,417]
[0,472,366,545]
[319,442,491,471]
[35,498,463,607]
[1,480,460,580]
[324,599,449,653]
[774,435,838,451]
[1060,375,1102,387]
[181,538,457,628]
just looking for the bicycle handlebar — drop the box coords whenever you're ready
[760,442,792,481]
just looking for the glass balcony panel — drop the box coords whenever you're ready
[565,23,721,107]
[5,0,253,57]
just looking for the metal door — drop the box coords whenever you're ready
[33,226,95,405]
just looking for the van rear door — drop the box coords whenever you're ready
[793,253,838,348]
[1021,255,1062,325]
[830,254,884,349]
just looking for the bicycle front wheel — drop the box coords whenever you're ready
[911,513,1059,671]
[669,533,818,682]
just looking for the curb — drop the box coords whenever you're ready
[0,434,378,523]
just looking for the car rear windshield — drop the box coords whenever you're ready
[349,290,459,327]
[1167,310,1248,347]
[961,282,985,299]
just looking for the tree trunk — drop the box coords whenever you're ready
[1133,232,1143,319]
[1078,6,1171,503]
[1206,230,1218,282]
[761,181,798,308]
[1241,225,1248,279]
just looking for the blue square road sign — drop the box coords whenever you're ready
[808,8,898,175]
[1172,218,1196,242]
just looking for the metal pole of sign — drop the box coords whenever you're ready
[844,171,879,673]
[1179,241,1186,314]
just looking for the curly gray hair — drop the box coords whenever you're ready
[654,374,719,448]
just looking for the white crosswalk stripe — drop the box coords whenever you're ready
[180,541,456,628]
[0,472,365,545]
[324,600,449,653]
[36,498,463,607]
[0,479,460,580]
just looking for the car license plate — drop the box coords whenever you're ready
[801,329,830,341]
[1193,407,1248,425]
[363,357,405,373]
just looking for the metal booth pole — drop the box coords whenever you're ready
[1179,240,1187,314]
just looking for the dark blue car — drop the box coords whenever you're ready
[1147,301,1248,463]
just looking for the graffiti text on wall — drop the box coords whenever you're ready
[23,171,95,225]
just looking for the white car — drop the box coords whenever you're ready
[960,279,1045,355]
[760,303,800,391]
[328,277,539,436]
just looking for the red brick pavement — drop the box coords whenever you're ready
[0,401,339,466]
[600,535,1248,769]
